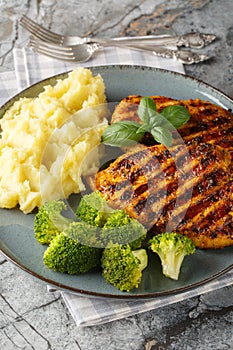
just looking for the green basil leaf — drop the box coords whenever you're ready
[138,97,157,125]
[149,112,171,129]
[150,127,173,147]
[101,98,190,148]
[136,124,150,134]
[160,105,190,129]
[101,121,144,146]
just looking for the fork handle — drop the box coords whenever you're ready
[148,46,210,64]
[86,32,216,49]
[95,42,209,64]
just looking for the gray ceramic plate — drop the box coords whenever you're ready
[0,65,232,299]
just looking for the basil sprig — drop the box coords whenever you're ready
[101,97,190,147]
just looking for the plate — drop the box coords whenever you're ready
[0,65,232,299]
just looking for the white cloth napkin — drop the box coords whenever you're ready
[0,46,232,327]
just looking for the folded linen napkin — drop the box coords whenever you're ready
[0,46,231,327]
[13,45,184,90]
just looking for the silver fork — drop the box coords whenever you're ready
[28,37,210,64]
[20,15,216,49]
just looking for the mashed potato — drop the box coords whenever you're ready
[0,68,108,213]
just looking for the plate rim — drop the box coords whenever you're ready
[0,64,232,299]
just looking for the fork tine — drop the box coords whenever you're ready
[29,43,76,61]
[29,37,76,61]
[30,46,76,61]
[20,15,63,44]
[29,37,73,53]
[20,15,61,40]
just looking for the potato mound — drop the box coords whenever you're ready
[0,68,108,213]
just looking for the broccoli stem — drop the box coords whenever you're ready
[158,251,186,280]
[132,249,148,271]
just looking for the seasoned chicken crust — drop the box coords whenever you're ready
[95,96,233,249]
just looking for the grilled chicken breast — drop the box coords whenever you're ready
[95,96,233,249]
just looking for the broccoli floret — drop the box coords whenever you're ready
[102,210,147,249]
[76,192,147,249]
[101,244,148,292]
[64,221,101,248]
[149,232,196,280]
[34,200,72,245]
[76,191,114,227]
[43,222,101,274]
[70,207,147,249]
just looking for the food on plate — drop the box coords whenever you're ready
[109,95,233,152]
[34,92,232,291]
[35,193,148,288]
[34,200,73,245]
[96,95,233,249]
[102,96,191,147]
[34,193,194,289]
[101,209,147,249]
[0,68,108,213]
[96,139,232,249]
[76,190,114,227]
[75,190,147,248]
[101,244,148,292]
[149,232,196,280]
[43,222,101,275]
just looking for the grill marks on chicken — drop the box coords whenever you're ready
[96,96,233,249]
[177,180,233,248]
[96,141,232,248]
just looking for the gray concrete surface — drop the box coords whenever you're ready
[0,1,233,349]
